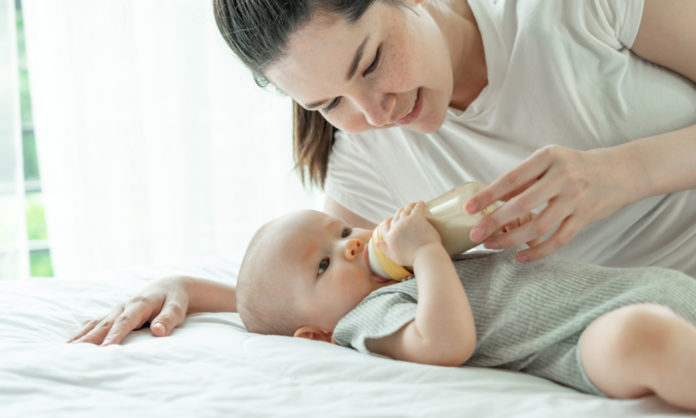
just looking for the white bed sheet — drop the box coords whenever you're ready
[0,257,690,418]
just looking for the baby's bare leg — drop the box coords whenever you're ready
[580,303,696,411]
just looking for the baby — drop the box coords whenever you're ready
[237,202,696,411]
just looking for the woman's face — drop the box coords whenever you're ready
[265,1,456,134]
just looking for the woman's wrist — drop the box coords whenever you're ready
[594,146,652,207]
[615,124,696,199]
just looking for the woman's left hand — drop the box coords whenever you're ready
[465,145,640,262]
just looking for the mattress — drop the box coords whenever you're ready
[0,256,687,417]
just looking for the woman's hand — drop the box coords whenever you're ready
[67,275,193,346]
[499,211,542,248]
[465,145,640,262]
[379,201,442,266]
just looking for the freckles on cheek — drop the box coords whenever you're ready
[384,44,416,89]
[390,54,411,84]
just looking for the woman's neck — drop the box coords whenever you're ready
[427,0,488,111]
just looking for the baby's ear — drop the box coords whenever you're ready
[293,326,333,343]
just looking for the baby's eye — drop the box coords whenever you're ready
[341,227,352,238]
[318,257,330,276]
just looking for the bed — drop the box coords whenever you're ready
[0,256,689,417]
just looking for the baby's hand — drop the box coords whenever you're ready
[379,201,442,266]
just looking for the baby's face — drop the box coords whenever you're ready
[274,210,393,333]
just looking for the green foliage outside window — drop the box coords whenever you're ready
[15,1,54,277]
[25,192,47,241]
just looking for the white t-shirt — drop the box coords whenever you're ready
[325,0,696,276]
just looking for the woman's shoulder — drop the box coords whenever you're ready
[472,0,643,49]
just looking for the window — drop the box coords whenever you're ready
[0,0,53,279]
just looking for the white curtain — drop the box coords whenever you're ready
[22,0,323,277]
[0,0,29,280]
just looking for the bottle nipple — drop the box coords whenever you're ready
[366,221,412,281]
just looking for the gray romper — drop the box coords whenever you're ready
[333,250,696,395]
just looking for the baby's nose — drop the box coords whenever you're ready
[344,239,363,260]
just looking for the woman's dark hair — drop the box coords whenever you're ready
[213,0,390,187]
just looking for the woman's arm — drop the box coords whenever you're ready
[633,0,696,82]
[465,0,696,263]
[365,202,476,366]
[618,0,696,196]
[68,276,236,345]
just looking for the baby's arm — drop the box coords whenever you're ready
[366,202,476,366]
[68,276,236,345]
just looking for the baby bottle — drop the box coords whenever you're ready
[367,182,499,281]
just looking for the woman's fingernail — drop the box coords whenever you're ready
[485,240,500,250]
[471,226,484,241]
[467,202,479,213]
[516,254,528,262]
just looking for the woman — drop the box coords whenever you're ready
[218,0,696,268]
[70,0,696,344]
